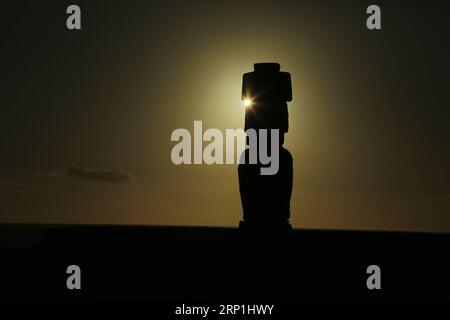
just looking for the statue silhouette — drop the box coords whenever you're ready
[238,63,293,231]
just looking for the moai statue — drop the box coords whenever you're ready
[238,63,293,231]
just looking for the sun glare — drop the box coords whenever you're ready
[243,99,252,107]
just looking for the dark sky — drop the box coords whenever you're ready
[1,0,450,232]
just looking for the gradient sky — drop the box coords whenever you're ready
[1,0,450,232]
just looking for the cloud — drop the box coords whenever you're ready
[67,167,131,183]
[0,182,33,194]
[36,170,65,178]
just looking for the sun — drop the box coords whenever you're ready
[243,99,252,108]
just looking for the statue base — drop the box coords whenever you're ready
[238,220,292,232]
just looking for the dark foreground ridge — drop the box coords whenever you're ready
[1,224,449,299]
